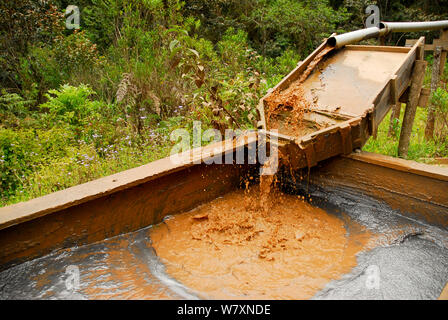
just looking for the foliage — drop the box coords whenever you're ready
[2,1,448,206]
[0,90,35,127]
[0,0,64,91]
[39,84,103,128]
[183,0,348,57]
[430,87,448,143]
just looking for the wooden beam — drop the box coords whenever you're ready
[416,41,425,60]
[418,88,431,107]
[398,59,428,158]
[387,75,400,137]
[399,87,430,107]
[405,38,448,51]
[346,45,410,53]
[390,75,398,104]
[388,101,402,137]
[425,46,442,139]
[439,29,448,77]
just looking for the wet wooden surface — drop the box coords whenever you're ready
[309,151,448,229]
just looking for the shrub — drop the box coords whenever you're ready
[39,84,103,128]
[0,90,35,127]
[0,126,75,198]
[430,87,448,142]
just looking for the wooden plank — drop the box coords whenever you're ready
[416,40,425,60]
[345,45,410,53]
[346,152,448,182]
[270,115,369,173]
[405,39,418,47]
[339,123,353,155]
[373,83,392,129]
[433,39,448,50]
[391,38,421,97]
[388,101,402,137]
[392,39,424,108]
[406,38,448,51]
[0,163,253,271]
[439,29,448,77]
[406,39,433,50]
[418,88,431,107]
[367,38,423,137]
[307,152,448,228]
[390,75,398,104]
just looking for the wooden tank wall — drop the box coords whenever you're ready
[307,152,448,229]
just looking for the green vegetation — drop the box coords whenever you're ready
[1,0,448,206]
[363,103,448,162]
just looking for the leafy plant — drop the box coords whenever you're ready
[0,90,35,127]
[39,84,103,128]
[430,87,448,142]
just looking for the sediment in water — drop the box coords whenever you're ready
[264,46,334,133]
[150,186,373,299]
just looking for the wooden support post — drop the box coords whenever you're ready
[388,75,400,137]
[398,60,428,158]
[425,46,442,140]
[439,29,448,78]
[417,40,425,61]
[388,101,402,137]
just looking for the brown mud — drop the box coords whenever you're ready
[264,46,334,133]
[263,46,409,139]
[150,186,374,300]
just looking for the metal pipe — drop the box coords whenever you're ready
[327,20,448,49]
[380,20,448,34]
[327,27,387,49]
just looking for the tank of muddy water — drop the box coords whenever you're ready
[1,181,447,300]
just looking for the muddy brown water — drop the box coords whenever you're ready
[0,181,447,300]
